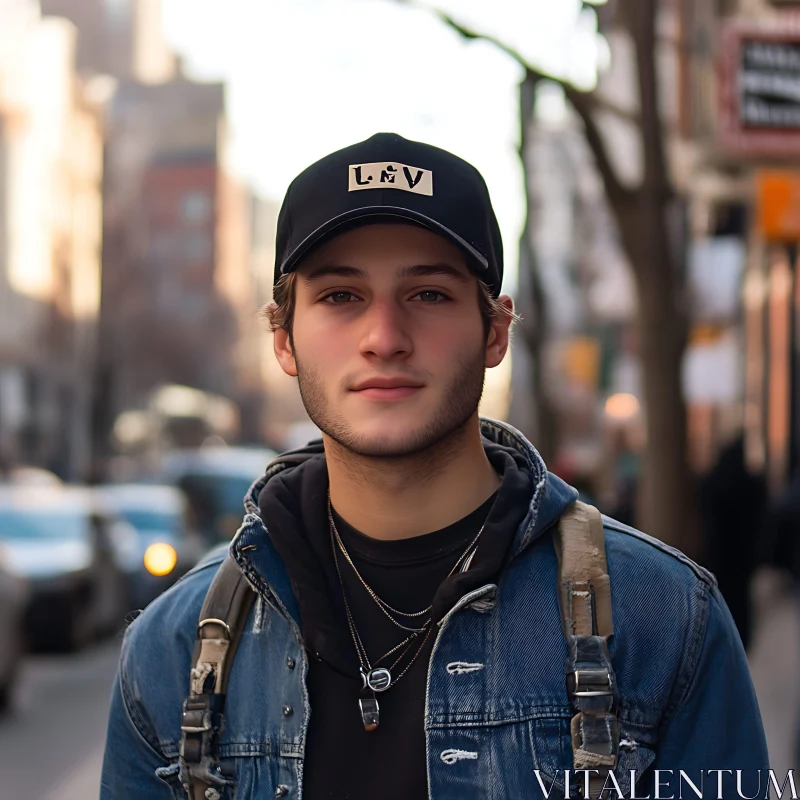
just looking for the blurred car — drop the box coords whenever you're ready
[0,487,132,651]
[95,484,205,608]
[0,549,28,711]
[155,446,277,546]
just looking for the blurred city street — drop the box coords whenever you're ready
[751,570,800,781]
[0,638,120,800]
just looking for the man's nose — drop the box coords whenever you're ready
[358,300,414,359]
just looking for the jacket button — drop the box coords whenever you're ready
[286,656,295,669]
[276,785,289,797]
[282,705,293,717]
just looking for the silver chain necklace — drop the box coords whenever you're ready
[327,493,486,731]
[327,495,485,630]
[330,521,435,730]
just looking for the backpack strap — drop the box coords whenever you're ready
[554,501,619,800]
[179,555,256,800]
[178,441,322,798]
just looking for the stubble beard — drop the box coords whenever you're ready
[294,347,487,463]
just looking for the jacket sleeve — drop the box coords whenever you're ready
[644,583,770,797]
[100,643,175,798]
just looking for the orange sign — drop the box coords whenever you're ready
[562,337,600,389]
[756,171,800,239]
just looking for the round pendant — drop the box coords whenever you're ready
[363,667,392,692]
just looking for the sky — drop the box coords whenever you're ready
[161,0,600,295]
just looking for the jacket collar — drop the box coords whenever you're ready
[233,417,577,627]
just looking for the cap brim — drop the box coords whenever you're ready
[278,206,490,275]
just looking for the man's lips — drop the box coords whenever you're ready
[351,377,425,391]
[350,378,425,401]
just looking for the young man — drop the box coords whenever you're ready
[101,134,768,800]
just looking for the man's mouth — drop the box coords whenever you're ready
[350,377,425,401]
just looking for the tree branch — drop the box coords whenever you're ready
[560,82,631,206]
[397,2,632,203]
[438,8,642,128]
[429,8,558,82]
[619,0,668,193]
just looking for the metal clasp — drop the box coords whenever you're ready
[181,707,212,734]
[197,618,232,638]
[572,668,613,697]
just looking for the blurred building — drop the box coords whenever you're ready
[98,73,270,454]
[100,77,238,397]
[0,0,104,479]
[40,0,176,82]
[38,0,273,462]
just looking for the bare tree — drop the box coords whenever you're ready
[398,0,699,554]
[515,73,559,466]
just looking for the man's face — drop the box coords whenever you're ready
[273,223,511,458]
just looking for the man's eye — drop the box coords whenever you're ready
[323,291,358,304]
[412,290,447,303]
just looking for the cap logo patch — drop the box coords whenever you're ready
[348,162,433,196]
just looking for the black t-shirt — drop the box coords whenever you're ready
[304,495,496,800]
[258,444,532,800]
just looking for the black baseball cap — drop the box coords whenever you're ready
[274,132,504,296]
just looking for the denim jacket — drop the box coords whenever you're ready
[101,419,769,799]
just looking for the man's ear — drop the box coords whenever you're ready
[273,327,298,377]
[485,295,514,369]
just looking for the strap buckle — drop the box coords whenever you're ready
[570,668,613,697]
[181,707,212,735]
[197,618,232,639]
[180,694,224,765]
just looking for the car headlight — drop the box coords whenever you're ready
[143,543,178,577]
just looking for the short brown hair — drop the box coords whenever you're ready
[261,272,520,338]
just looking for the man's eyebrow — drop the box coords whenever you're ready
[395,264,471,283]
[301,265,368,284]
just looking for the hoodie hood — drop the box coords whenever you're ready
[242,418,576,556]
[234,418,578,628]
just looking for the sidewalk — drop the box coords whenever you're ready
[749,568,799,776]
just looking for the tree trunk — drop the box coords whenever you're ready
[609,1,701,556]
[517,74,559,464]
[615,192,700,558]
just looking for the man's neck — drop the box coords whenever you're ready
[325,419,501,541]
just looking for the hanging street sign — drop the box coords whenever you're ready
[719,18,800,156]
